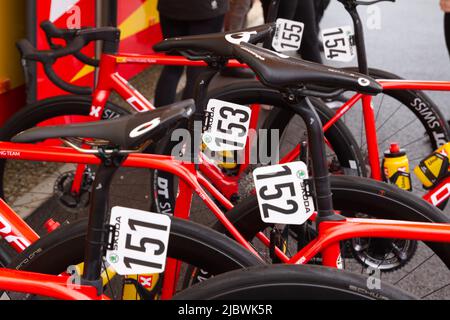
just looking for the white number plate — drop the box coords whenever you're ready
[106,207,171,276]
[322,26,356,62]
[272,18,304,52]
[203,99,252,151]
[253,162,315,225]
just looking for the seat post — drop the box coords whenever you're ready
[81,149,126,295]
[289,97,344,224]
[263,0,280,48]
[188,65,223,165]
[342,2,369,75]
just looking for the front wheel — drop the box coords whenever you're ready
[339,68,449,201]
[208,176,450,299]
[174,264,415,300]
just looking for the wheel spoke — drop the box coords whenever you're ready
[375,102,404,132]
[393,253,435,285]
[402,135,429,149]
[374,94,386,124]
[378,118,419,146]
[421,283,450,299]
[103,260,117,300]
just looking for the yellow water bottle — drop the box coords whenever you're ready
[414,142,450,189]
[122,274,160,300]
[382,143,412,191]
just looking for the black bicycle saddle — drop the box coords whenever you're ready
[232,42,383,95]
[153,23,275,58]
[12,100,195,150]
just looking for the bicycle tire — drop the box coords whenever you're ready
[174,264,415,300]
[264,68,450,208]
[0,95,128,143]
[342,67,450,151]
[211,176,450,268]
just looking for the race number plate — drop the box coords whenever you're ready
[253,162,315,225]
[203,99,252,151]
[321,26,356,62]
[272,18,304,52]
[106,207,171,276]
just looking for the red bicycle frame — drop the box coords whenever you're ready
[55,48,450,209]
[0,141,263,299]
[2,140,450,299]
[89,53,246,119]
[63,52,249,198]
[264,80,450,205]
[6,51,450,298]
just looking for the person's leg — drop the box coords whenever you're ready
[294,0,322,63]
[445,13,450,58]
[222,0,255,78]
[261,0,298,22]
[315,0,331,25]
[224,0,252,31]
[277,0,298,20]
[182,15,226,100]
[154,15,187,107]
[260,0,270,22]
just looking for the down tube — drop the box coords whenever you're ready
[289,218,450,265]
[0,199,39,253]
[0,144,259,255]
[111,73,155,112]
